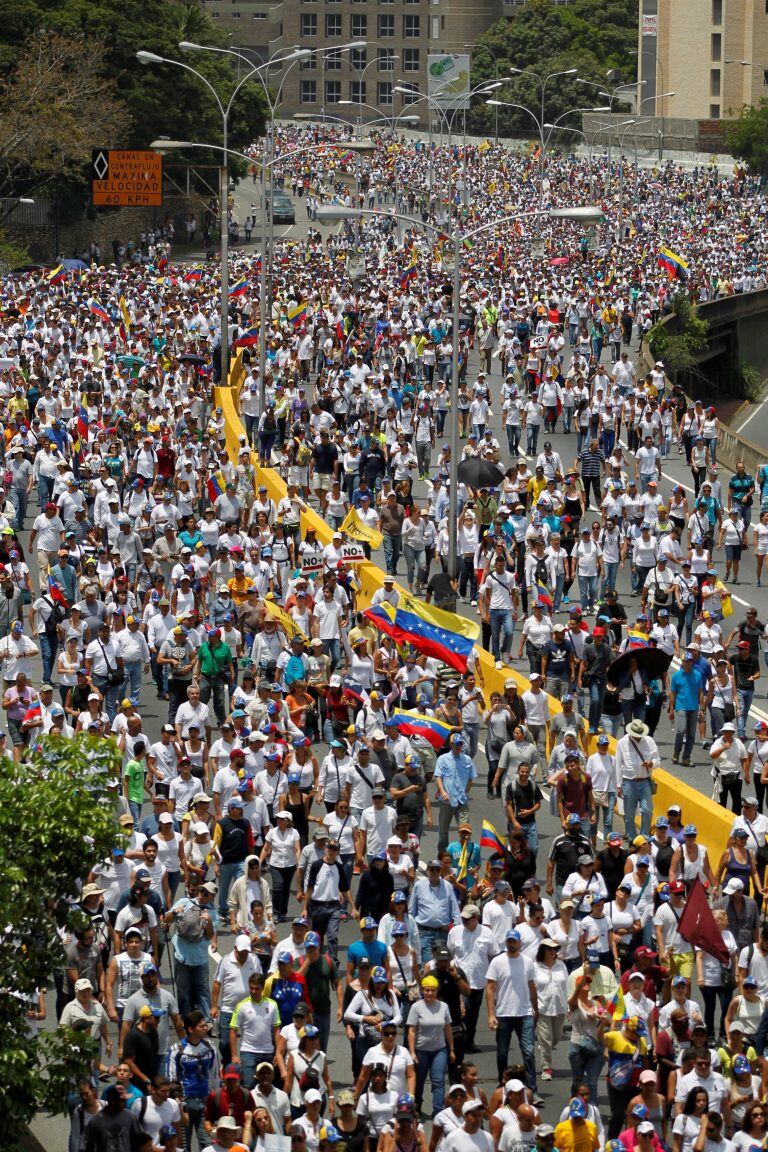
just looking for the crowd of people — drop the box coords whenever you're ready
[4,121,768,1152]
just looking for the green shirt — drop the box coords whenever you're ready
[198,640,233,679]
[124,759,145,804]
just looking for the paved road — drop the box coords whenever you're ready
[30,174,768,1147]
[733,397,768,448]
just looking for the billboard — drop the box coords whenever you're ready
[92,149,163,207]
[428,54,471,110]
[642,13,658,35]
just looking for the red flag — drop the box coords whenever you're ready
[676,878,730,964]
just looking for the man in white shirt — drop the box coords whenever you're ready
[486,930,538,1090]
[447,905,494,1052]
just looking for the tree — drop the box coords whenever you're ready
[0,32,129,201]
[466,0,639,140]
[726,100,768,178]
[0,734,120,1146]
[0,0,267,203]
[648,294,709,381]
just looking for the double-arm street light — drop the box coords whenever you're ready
[314,200,604,574]
[137,43,314,381]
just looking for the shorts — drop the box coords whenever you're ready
[7,716,25,747]
[725,544,743,561]
[314,473,333,492]
[669,950,694,980]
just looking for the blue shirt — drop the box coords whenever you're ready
[447,839,481,892]
[170,897,219,966]
[348,937,387,975]
[670,667,703,712]
[434,751,477,807]
[409,876,461,928]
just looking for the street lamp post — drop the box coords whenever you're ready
[506,67,578,207]
[137,44,311,386]
[465,43,502,142]
[314,201,604,575]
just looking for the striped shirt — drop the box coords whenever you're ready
[579,448,605,478]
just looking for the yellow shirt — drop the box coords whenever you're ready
[554,1120,599,1152]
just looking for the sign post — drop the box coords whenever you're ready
[92,150,163,207]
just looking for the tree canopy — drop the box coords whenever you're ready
[466,0,639,140]
[0,0,267,206]
[0,735,120,1145]
[726,100,768,178]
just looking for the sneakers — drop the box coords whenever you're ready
[682,758,693,767]
[495,661,503,669]
[671,754,679,764]
[541,1068,553,1081]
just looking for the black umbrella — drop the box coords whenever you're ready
[457,457,505,489]
[179,353,207,366]
[607,645,673,686]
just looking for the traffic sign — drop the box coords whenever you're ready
[91,149,163,207]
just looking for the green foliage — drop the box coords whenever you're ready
[0,735,120,1145]
[726,100,768,178]
[0,226,30,270]
[467,0,639,139]
[648,295,709,380]
[0,0,267,200]
[736,360,763,402]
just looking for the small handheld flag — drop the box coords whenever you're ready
[480,819,507,855]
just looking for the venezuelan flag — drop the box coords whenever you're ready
[206,470,227,503]
[626,628,650,649]
[47,265,66,286]
[184,266,204,283]
[607,983,625,1021]
[480,819,507,854]
[391,709,455,750]
[229,278,248,298]
[363,598,477,672]
[234,327,259,348]
[89,300,110,323]
[48,575,69,608]
[534,582,553,610]
[287,301,308,328]
[76,405,89,441]
[657,246,688,279]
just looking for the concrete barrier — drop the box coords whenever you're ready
[215,373,736,861]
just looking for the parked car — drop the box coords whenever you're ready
[271,194,295,224]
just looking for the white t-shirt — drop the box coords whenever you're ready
[486,952,534,1016]
[442,1130,495,1152]
[131,1094,181,1140]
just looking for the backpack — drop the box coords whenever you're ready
[534,557,548,586]
[296,442,312,467]
[176,900,205,943]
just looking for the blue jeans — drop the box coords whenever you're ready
[601,562,619,597]
[415,1046,448,1117]
[321,639,341,671]
[417,926,449,964]
[568,1042,604,1100]
[553,572,565,612]
[92,675,125,723]
[183,1097,211,1150]
[673,709,698,761]
[490,608,514,661]
[463,722,480,759]
[520,821,539,855]
[383,534,402,576]
[594,791,617,839]
[403,545,426,591]
[587,678,606,732]
[175,960,211,1020]
[495,1014,537,1090]
[526,424,540,455]
[737,688,754,739]
[622,778,652,838]
[578,574,598,611]
[123,659,144,707]
[37,475,54,508]
[240,1050,275,1091]
[218,860,244,917]
[40,631,58,685]
[9,487,28,532]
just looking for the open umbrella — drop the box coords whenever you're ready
[62,258,89,271]
[549,256,570,266]
[179,353,208,366]
[607,645,673,686]
[457,457,505,489]
[117,354,147,368]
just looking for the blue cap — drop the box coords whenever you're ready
[672,975,687,987]
[372,965,388,982]
[733,1054,751,1074]
[392,923,408,936]
[277,951,293,964]
[371,850,387,861]
[655,816,669,828]
[569,1097,588,1120]
[684,824,697,836]
[231,709,246,718]
[505,929,521,942]
[631,1104,649,1120]
[304,931,320,946]
[567,814,581,826]
[141,961,158,975]
[637,854,651,866]
[585,949,601,963]
[287,772,301,784]
[360,916,378,929]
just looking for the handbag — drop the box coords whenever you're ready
[99,643,123,687]
[577,1032,603,1056]
[361,994,384,1042]
[608,1056,636,1089]
[394,950,421,1004]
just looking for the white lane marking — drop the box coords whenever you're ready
[736,401,767,435]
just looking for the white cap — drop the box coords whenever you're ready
[723,877,745,895]
[304,1089,323,1104]
[158,812,173,824]
[193,822,210,836]
[235,933,252,951]
[87,693,100,702]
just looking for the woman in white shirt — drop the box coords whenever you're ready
[260,811,301,922]
[533,940,568,1080]
[754,510,768,587]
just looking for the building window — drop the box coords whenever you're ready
[351,14,367,36]
[231,11,240,18]
[300,13,317,35]
[300,52,317,70]
[350,47,366,69]
[764,69,768,85]
[403,14,420,37]
[403,48,420,72]
[710,103,720,118]
[431,15,439,37]
[325,80,342,103]
[710,68,720,96]
[252,9,267,17]
[378,48,396,70]
[711,33,721,62]
[378,81,394,105]
[325,13,342,35]
[300,80,317,103]
[350,80,367,103]
[378,13,395,36]
[325,50,343,70]
[712,0,722,22]
[400,82,419,105]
